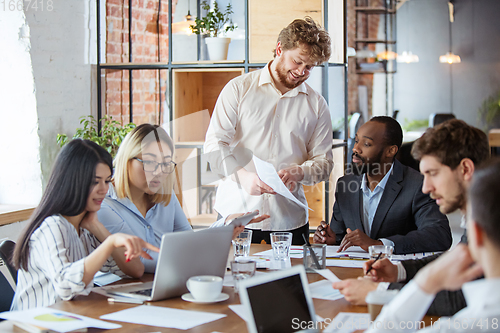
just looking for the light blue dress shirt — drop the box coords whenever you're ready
[97,185,193,273]
[360,163,395,247]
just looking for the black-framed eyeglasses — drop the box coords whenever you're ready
[133,157,177,174]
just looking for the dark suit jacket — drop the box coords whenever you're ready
[330,159,452,254]
[388,231,470,316]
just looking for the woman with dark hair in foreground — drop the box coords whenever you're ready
[11,139,158,310]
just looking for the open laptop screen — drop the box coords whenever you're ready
[245,273,313,333]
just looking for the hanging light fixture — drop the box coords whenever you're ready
[377,50,398,61]
[439,1,461,64]
[397,0,419,63]
[355,48,377,59]
[171,0,196,35]
[398,51,419,63]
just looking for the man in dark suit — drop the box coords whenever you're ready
[325,119,490,317]
[313,116,451,254]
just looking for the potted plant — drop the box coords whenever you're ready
[478,90,500,131]
[57,115,136,158]
[190,0,237,61]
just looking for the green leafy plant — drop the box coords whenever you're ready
[189,0,237,37]
[57,116,136,157]
[478,90,500,131]
[402,118,429,132]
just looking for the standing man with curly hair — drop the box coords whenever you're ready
[204,17,333,245]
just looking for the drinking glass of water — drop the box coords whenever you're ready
[232,229,253,257]
[230,259,256,293]
[270,232,292,261]
[368,245,394,261]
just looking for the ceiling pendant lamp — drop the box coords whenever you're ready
[171,0,196,35]
[397,0,419,63]
[439,1,461,64]
[377,50,397,61]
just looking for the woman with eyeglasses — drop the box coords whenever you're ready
[98,124,268,273]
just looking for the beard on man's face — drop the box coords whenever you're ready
[275,57,307,89]
[350,150,385,176]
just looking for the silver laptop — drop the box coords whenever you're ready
[108,225,233,301]
[239,265,317,333]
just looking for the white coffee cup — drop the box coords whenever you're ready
[365,289,399,321]
[186,275,223,302]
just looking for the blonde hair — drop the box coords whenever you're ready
[113,124,175,206]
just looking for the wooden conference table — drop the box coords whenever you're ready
[2,244,438,332]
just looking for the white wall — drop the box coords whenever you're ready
[0,10,42,205]
[391,0,500,128]
[25,0,97,186]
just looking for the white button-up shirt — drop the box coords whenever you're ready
[204,63,333,231]
[367,278,500,333]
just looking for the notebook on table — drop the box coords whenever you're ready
[108,225,233,301]
[238,265,317,333]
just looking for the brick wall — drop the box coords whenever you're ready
[105,0,176,125]
[347,0,381,118]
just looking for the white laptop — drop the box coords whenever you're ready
[238,265,317,333]
[108,225,233,301]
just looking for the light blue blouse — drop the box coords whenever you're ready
[97,186,193,273]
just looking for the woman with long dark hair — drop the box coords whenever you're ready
[97,124,268,272]
[11,139,158,310]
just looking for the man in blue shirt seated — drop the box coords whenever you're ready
[313,116,451,254]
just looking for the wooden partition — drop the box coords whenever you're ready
[248,0,324,63]
[172,69,244,143]
[305,139,345,229]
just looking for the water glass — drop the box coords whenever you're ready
[230,259,256,293]
[368,245,394,261]
[232,229,253,257]
[271,232,292,261]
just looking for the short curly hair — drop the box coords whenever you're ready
[411,119,489,169]
[273,17,331,65]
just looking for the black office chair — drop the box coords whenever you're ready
[429,113,455,127]
[347,112,365,165]
[0,240,17,283]
[396,141,420,172]
[0,267,15,315]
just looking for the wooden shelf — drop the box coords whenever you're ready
[356,70,396,74]
[0,205,35,226]
[354,6,395,14]
[355,39,396,44]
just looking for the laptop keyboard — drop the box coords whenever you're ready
[130,288,152,296]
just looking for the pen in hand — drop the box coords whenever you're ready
[365,252,383,275]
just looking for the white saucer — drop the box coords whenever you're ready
[181,292,229,304]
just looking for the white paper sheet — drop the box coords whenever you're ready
[252,245,304,259]
[252,156,311,211]
[326,259,366,268]
[315,269,341,282]
[229,304,324,323]
[326,245,369,258]
[0,307,121,332]
[323,312,371,333]
[391,252,441,261]
[93,271,122,286]
[229,304,251,322]
[309,280,344,301]
[100,305,226,330]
